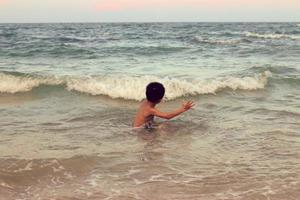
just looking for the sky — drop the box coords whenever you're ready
[0,0,299,23]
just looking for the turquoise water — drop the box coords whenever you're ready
[0,23,300,199]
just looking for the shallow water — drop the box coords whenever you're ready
[0,22,300,199]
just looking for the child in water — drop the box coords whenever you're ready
[133,82,194,128]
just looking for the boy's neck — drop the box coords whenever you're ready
[146,100,157,108]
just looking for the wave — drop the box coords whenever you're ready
[0,32,16,37]
[115,45,188,55]
[34,36,87,43]
[0,73,62,93]
[194,36,241,45]
[248,65,299,75]
[0,71,272,101]
[6,46,96,58]
[5,45,186,58]
[243,32,299,40]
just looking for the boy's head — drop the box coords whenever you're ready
[146,82,165,103]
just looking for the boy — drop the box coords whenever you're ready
[133,82,194,128]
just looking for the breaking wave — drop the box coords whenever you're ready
[0,73,62,93]
[0,71,272,101]
[194,36,241,45]
[243,32,300,40]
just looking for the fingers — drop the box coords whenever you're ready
[182,100,195,110]
[187,101,194,106]
[184,100,195,110]
[183,100,192,105]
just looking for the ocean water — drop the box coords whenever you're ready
[0,23,300,200]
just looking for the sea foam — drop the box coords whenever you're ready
[194,36,240,45]
[244,32,299,40]
[0,73,62,93]
[0,71,271,101]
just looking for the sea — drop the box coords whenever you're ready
[0,23,299,200]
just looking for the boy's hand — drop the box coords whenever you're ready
[182,100,195,111]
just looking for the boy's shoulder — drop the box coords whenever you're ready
[140,100,155,114]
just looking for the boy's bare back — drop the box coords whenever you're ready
[133,100,155,128]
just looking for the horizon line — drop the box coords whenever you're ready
[0,21,299,24]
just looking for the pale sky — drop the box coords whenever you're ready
[0,0,299,23]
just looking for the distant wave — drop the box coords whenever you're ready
[5,45,187,58]
[0,71,271,100]
[194,36,241,45]
[34,36,87,43]
[243,32,299,40]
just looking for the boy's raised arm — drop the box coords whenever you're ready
[150,101,194,120]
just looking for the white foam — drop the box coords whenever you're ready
[0,71,272,101]
[13,161,33,172]
[244,31,299,40]
[0,182,13,189]
[195,36,240,45]
[66,71,271,100]
[0,73,62,93]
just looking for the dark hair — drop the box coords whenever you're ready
[146,82,165,103]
